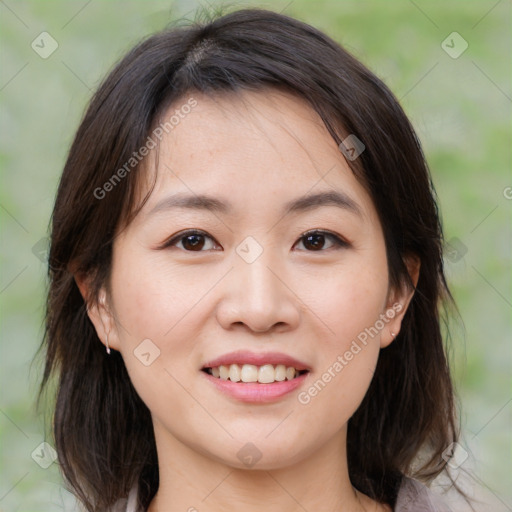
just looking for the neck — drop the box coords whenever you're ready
[147,422,389,512]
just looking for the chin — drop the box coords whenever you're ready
[216,437,308,471]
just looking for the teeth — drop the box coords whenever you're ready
[219,365,229,380]
[229,364,241,382]
[286,366,296,380]
[258,364,275,384]
[241,364,258,382]
[275,364,287,381]
[206,363,303,383]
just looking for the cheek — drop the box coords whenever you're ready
[313,256,389,347]
[109,245,203,341]
[296,343,379,446]
[108,245,218,401]
[296,279,385,435]
[295,255,388,421]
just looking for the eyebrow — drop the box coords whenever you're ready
[147,190,363,218]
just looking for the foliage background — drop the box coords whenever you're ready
[0,0,510,510]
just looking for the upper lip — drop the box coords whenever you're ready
[202,350,311,371]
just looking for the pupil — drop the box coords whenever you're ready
[184,234,204,251]
[305,234,324,250]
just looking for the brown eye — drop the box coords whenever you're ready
[181,233,206,251]
[161,229,348,252]
[295,230,348,251]
[162,230,218,252]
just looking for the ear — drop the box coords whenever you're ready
[74,271,120,352]
[380,254,421,348]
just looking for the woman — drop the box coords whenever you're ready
[38,7,468,512]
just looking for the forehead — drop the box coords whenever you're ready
[160,89,338,171]
[135,88,376,224]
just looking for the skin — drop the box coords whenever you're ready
[78,89,419,512]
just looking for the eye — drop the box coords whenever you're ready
[294,230,349,252]
[159,229,349,252]
[160,230,219,252]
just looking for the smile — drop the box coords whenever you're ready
[201,368,310,403]
[202,363,309,384]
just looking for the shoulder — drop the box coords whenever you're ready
[395,477,453,512]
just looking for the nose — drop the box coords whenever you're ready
[215,248,301,334]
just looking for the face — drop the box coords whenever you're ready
[83,89,415,470]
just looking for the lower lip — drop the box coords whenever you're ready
[201,371,309,403]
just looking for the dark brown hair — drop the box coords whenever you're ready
[37,5,465,511]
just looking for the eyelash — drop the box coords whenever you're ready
[159,229,349,252]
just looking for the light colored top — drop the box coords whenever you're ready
[112,476,453,511]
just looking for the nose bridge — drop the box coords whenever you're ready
[235,237,283,308]
[216,235,299,332]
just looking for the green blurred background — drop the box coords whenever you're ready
[0,1,510,511]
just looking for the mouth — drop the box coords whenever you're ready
[202,364,310,384]
[200,351,311,402]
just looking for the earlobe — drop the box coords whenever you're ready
[74,273,119,352]
[379,302,405,349]
[380,254,421,349]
